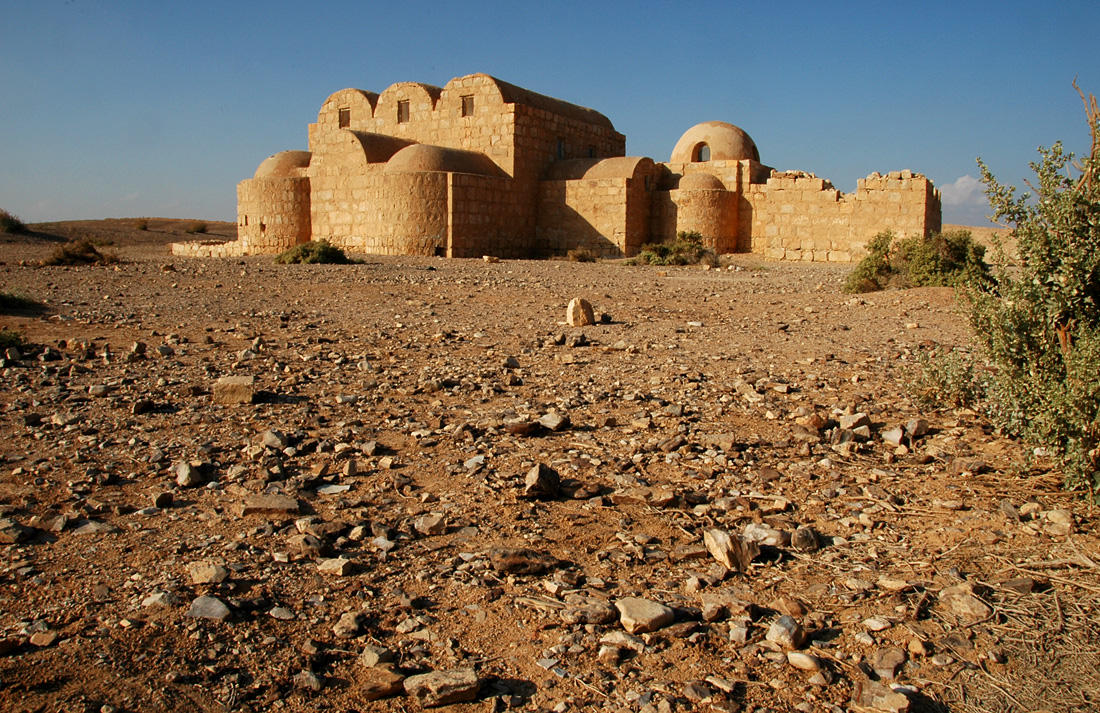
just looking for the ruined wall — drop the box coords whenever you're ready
[744,170,939,262]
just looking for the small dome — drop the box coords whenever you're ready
[670,121,760,164]
[384,144,504,176]
[678,173,726,191]
[254,151,311,178]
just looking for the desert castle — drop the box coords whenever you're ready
[172,72,941,261]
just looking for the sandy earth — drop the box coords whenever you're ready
[0,221,1095,713]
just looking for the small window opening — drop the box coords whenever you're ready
[338,107,350,128]
[692,143,711,162]
[556,139,566,160]
[461,95,474,117]
[587,146,596,158]
[244,216,248,226]
[397,100,410,124]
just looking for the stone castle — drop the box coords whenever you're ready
[172,72,941,261]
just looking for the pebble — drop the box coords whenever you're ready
[765,615,806,650]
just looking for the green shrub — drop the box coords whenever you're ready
[0,327,26,350]
[275,240,357,264]
[135,218,149,231]
[966,84,1100,494]
[843,230,989,293]
[0,209,26,234]
[631,231,716,266]
[910,348,985,408]
[567,247,597,263]
[41,239,118,266]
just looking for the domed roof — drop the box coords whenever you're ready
[254,150,311,178]
[544,156,654,181]
[670,121,760,163]
[384,144,504,177]
[678,172,726,190]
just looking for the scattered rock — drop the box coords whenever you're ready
[488,547,558,575]
[615,597,675,634]
[566,298,596,327]
[186,595,230,621]
[704,528,760,572]
[213,375,255,404]
[404,668,480,707]
[523,463,561,499]
[238,494,299,517]
[765,615,807,650]
[188,561,229,584]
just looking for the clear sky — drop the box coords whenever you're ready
[2,0,1098,226]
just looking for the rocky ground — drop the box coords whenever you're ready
[0,221,1096,713]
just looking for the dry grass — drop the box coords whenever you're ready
[41,239,119,266]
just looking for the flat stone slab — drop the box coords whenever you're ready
[214,375,255,404]
[615,596,675,634]
[238,494,299,517]
[404,668,480,707]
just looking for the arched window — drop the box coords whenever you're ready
[692,143,710,162]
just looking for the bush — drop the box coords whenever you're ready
[135,218,149,231]
[0,209,26,234]
[0,291,40,312]
[910,348,985,408]
[41,239,118,266]
[631,231,717,266]
[185,222,208,234]
[275,240,357,264]
[567,247,597,263]
[843,230,989,293]
[965,83,1100,494]
[0,327,26,350]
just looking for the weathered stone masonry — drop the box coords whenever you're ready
[172,73,941,261]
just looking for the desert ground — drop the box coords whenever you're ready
[0,220,1096,713]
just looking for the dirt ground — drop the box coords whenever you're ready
[0,221,1096,713]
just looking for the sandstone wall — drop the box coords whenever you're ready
[448,173,530,258]
[308,169,450,256]
[745,170,939,262]
[235,176,311,254]
[536,179,630,257]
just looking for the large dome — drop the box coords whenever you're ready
[670,121,760,163]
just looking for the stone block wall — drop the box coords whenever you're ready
[235,176,312,254]
[448,173,530,258]
[309,169,450,256]
[745,170,939,262]
[536,179,631,257]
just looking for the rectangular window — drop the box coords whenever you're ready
[461,95,474,117]
[397,100,410,124]
[588,146,596,158]
[556,139,565,160]
[338,107,350,128]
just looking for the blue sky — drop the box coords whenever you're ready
[2,0,1097,226]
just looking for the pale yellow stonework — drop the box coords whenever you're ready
[172,73,940,262]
